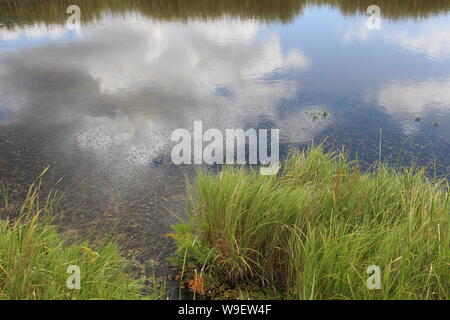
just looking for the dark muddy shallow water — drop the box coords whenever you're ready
[1,0,449,283]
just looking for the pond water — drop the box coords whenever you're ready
[1,0,449,279]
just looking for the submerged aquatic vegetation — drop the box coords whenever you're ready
[0,176,159,300]
[172,145,449,300]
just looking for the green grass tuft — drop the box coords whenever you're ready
[0,176,157,300]
[173,145,450,299]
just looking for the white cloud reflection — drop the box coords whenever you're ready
[0,13,318,167]
[386,23,450,60]
[342,18,450,60]
[377,77,450,134]
[378,78,450,115]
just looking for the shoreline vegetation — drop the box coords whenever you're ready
[1,146,448,299]
[0,171,162,300]
[172,145,449,300]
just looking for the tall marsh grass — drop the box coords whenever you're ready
[0,174,153,300]
[173,146,449,299]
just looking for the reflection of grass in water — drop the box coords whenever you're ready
[0,0,306,27]
[172,145,449,299]
[0,171,163,300]
[0,0,449,28]
[333,0,450,19]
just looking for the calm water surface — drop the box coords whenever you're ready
[1,0,449,277]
